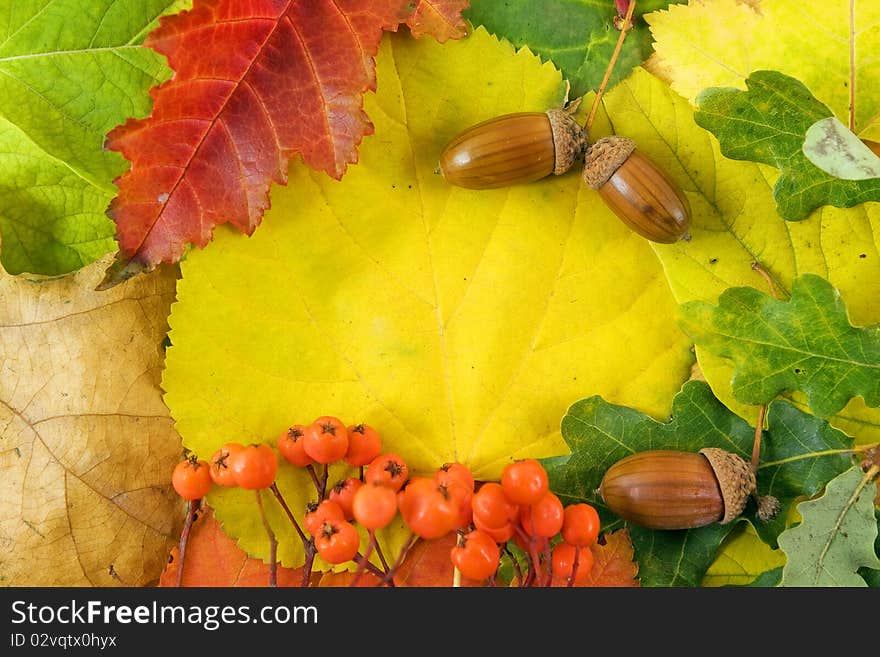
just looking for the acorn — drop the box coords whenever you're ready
[598,448,779,530]
[582,135,691,244]
[437,108,587,189]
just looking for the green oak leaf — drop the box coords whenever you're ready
[544,380,754,587]
[0,0,188,276]
[754,401,856,549]
[545,379,861,586]
[464,0,684,99]
[694,70,880,220]
[678,273,880,418]
[778,466,880,586]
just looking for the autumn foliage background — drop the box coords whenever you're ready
[1,0,878,588]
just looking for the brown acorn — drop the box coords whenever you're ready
[598,448,779,530]
[582,135,691,244]
[437,108,587,189]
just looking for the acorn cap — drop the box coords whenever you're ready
[699,447,756,524]
[582,135,637,189]
[547,109,588,176]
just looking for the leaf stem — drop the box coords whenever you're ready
[751,403,766,472]
[750,260,789,300]
[849,0,856,131]
[255,489,277,587]
[585,0,637,137]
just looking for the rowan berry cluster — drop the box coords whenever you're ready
[170,416,601,587]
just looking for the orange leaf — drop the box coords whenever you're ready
[100,0,468,287]
[317,534,485,587]
[393,535,458,587]
[317,570,385,587]
[579,529,640,587]
[406,0,470,41]
[158,506,308,587]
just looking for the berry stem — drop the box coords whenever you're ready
[541,539,552,587]
[372,536,392,574]
[379,532,419,586]
[254,489,277,587]
[352,551,387,580]
[302,539,317,588]
[584,0,637,137]
[319,464,329,500]
[351,530,377,587]
[269,482,308,543]
[567,547,581,588]
[515,525,544,588]
[305,464,322,497]
[175,498,200,587]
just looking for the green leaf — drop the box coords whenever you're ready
[778,466,880,586]
[545,379,861,586]
[694,70,880,220]
[0,0,188,276]
[739,566,783,587]
[754,401,856,548]
[678,273,880,418]
[463,0,684,99]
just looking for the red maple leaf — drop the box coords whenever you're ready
[99,0,469,289]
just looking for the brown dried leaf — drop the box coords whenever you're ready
[0,255,181,586]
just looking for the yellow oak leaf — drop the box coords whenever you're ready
[161,28,694,567]
[0,255,182,586]
[701,524,786,587]
[645,0,880,140]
